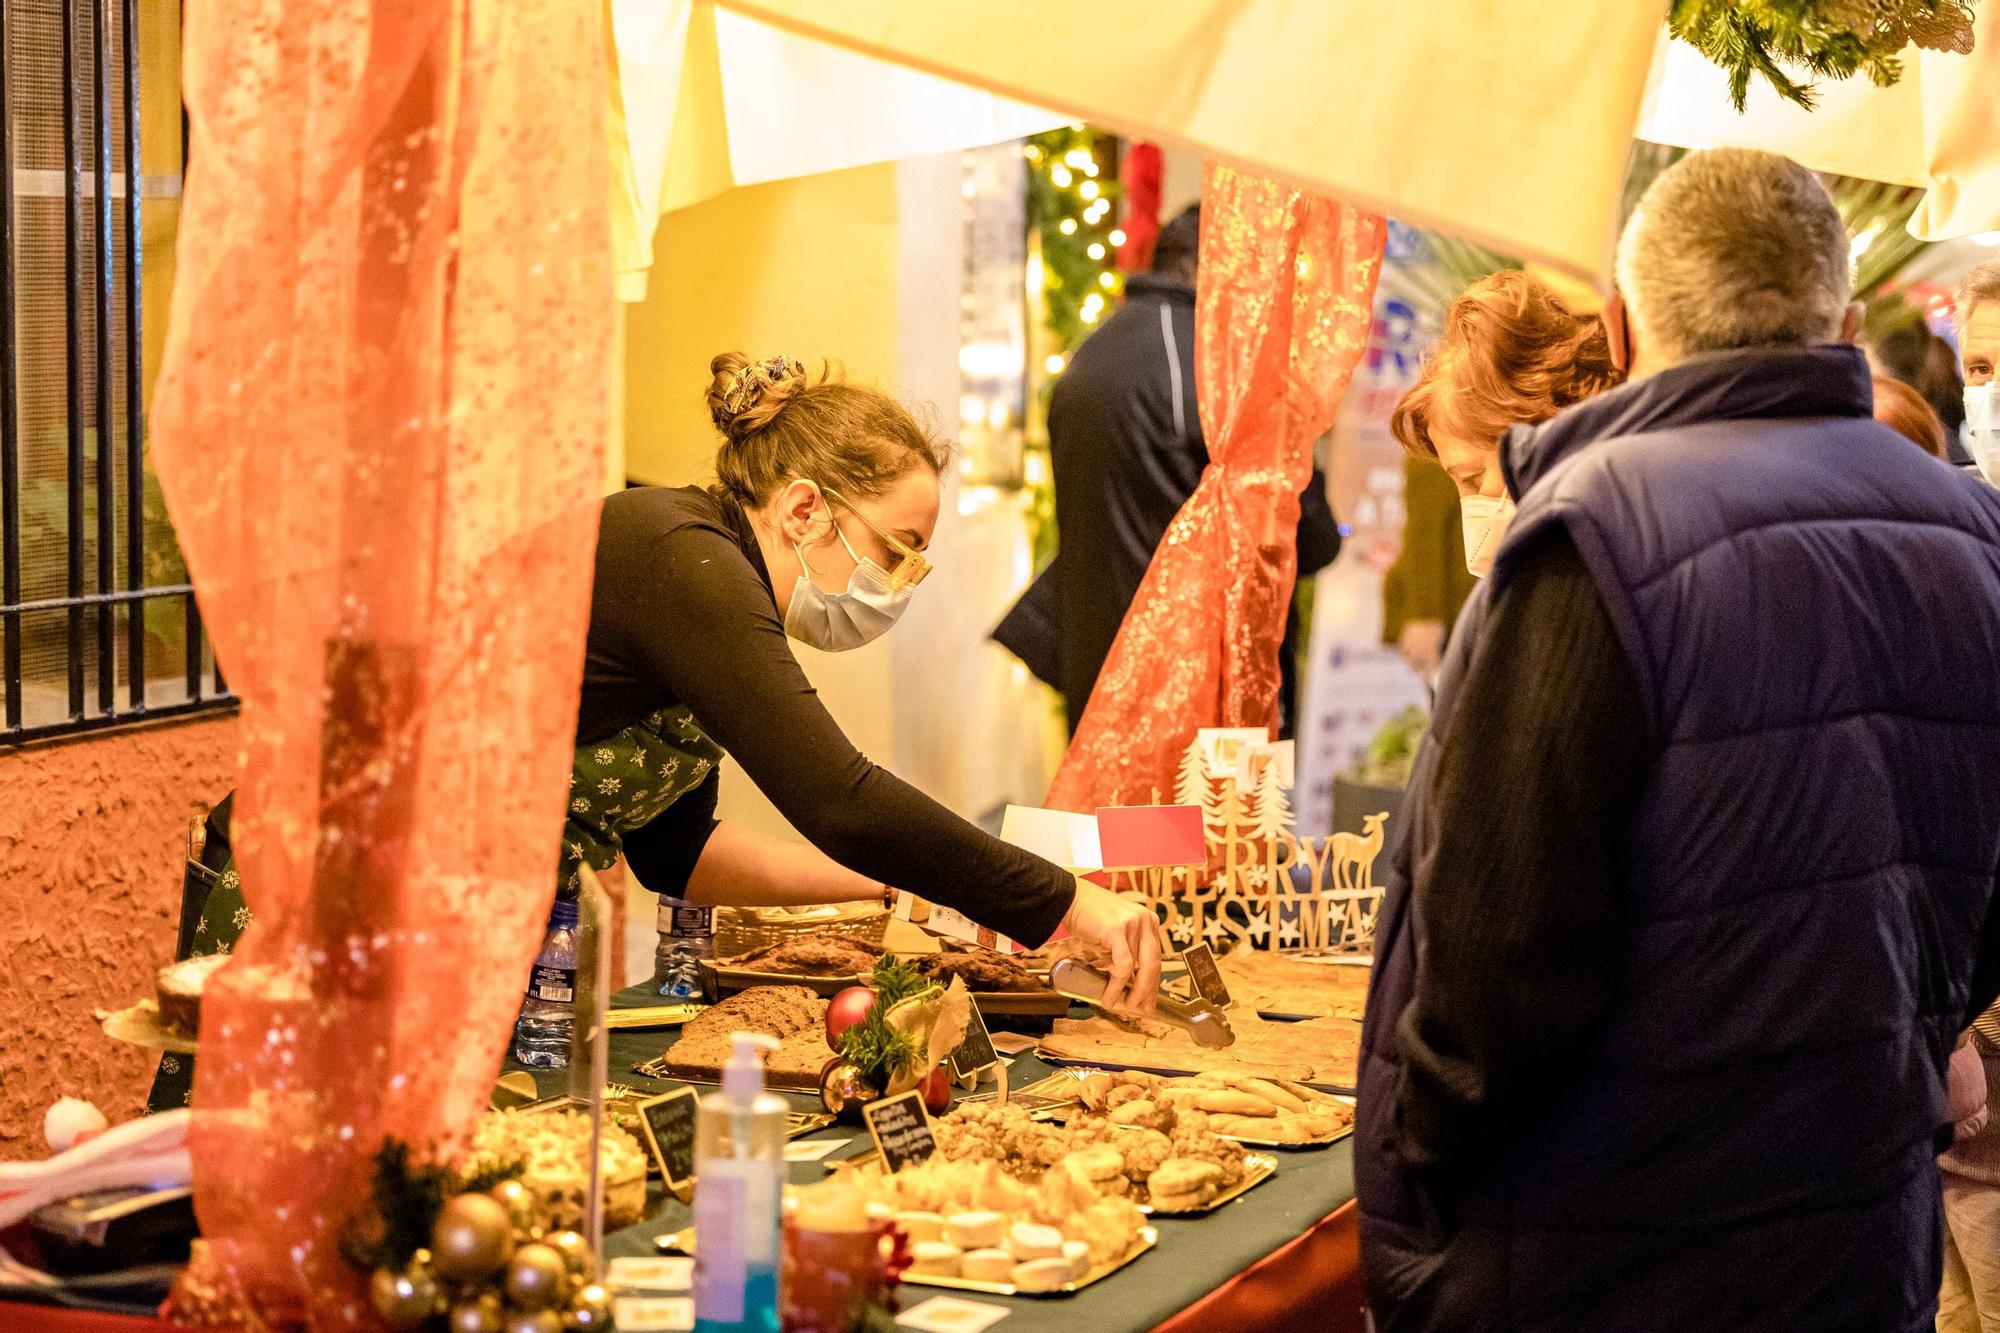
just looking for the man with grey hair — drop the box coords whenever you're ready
[1359,147,2000,1331]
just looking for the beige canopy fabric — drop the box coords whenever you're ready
[1636,10,2000,241]
[711,0,1670,284]
[608,0,1064,298]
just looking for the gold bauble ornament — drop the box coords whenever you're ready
[542,1229,591,1280]
[504,1243,571,1310]
[502,1312,563,1333]
[432,1193,517,1282]
[567,1283,614,1330]
[369,1263,441,1329]
[489,1178,540,1234]
[818,1058,878,1117]
[447,1292,505,1333]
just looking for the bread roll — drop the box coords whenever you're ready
[909,1241,963,1277]
[961,1249,1015,1283]
[943,1210,1004,1250]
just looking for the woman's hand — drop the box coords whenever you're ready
[1062,877,1162,1015]
[1398,619,1447,679]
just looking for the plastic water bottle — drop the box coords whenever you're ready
[693,1032,785,1333]
[654,897,715,999]
[513,898,580,1068]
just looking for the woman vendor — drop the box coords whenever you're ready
[152,353,1159,1109]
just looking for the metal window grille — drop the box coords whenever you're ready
[1,0,227,745]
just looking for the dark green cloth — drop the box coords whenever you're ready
[507,983,1359,1331]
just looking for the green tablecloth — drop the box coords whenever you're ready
[509,983,1358,1331]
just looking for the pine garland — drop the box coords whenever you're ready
[1668,0,1976,111]
[340,1138,523,1272]
[837,954,932,1086]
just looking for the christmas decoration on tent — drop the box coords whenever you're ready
[150,0,613,1320]
[1667,0,1976,112]
[335,1140,612,1332]
[1117,141,1165,273]
[1048,164,1383,812]
[1098,734,1391,956]
[1027,125,1124,353]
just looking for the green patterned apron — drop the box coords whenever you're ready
[147,706,722,1111]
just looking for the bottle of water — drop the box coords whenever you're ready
[513,898,580,1068]
[654,897,715,999]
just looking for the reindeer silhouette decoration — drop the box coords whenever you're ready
[1328,812,1388,893]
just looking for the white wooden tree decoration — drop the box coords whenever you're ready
[1110,734,1390,954]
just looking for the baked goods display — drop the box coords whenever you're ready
[654,985,833,1087]
[468,1108,649,1230]
[1217,951,1373,1020]
[156,954,232,1036]
[911,947,1049,994]
[1039,1010,1361,1088]
[828,1150,1150,1290]
[1069,1069,1354,1146]
[718,935,883,977]
[928,1098,1258,1215]
[1016,936,1113,975]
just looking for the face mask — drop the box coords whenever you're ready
[784,511,916,652]
[1460,493,1515,579]
[1965,383,2000,486]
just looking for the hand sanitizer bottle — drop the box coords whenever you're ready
[692,1032,785,1333]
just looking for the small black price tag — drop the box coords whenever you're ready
[634,1087,699,1190]
[1180,943,1232,1009]
[947,1003,999,1081]
[861,1089,936,1173]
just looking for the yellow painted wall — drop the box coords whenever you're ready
[623,163,904,839]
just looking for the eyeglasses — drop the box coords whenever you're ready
[821,486,933,590]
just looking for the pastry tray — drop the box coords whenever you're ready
[629,1051,828,1094]
[97,1001,197,1055]
[659,1222,1158,1297]
[1032,1050,1356,1096]
[826,1148,1278,1217]
[1213,1121,1354,1151]
[700,961,1067,1016]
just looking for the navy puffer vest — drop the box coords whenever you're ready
[1357,346,2000,1332]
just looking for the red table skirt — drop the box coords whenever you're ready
[1152,1199,1365,1333]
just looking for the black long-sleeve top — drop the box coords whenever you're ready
[579,485,1074,946]
[1391,527,1652,1171]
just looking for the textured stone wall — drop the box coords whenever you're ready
[0,715,237,1156]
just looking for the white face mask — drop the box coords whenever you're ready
[784,508,916,652]
[1459,493,1515,578]
[1965,383,2000,486]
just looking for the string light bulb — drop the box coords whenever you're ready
[1064,148,1092,169]
[1051,164,1074,189]
[1109,229,1127,246]
[1045,353,1065,374]
[1079,180,1100,201]
[1087,243,1105,260]
[1059,218,1078,236]
[1098,271,1117,289]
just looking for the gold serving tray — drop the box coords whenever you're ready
[826,1149,1277,1218]
[604,1003,706,1030]
[1142,1152,1277,1215]
[659,1223,1158,1298]
[1214,1121,1354,1151]
[97,1001,197,1055]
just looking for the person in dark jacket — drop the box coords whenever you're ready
[1357,148,2000,1332]
[993,205,1339,737]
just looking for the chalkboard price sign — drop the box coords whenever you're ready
[862,1090,937,1173]
[947,1002,999,1080]
[635,1088,699,1189]
[1180,943,1233,1009]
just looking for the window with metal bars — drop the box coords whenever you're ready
[1,0,227,745]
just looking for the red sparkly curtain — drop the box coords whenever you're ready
[150,1,612,1321]
[1049,164,1383,812]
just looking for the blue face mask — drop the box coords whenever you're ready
[784,510,916,652]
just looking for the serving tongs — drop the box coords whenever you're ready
[1049,958,1236,1049]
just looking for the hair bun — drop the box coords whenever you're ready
[707,352,808,441]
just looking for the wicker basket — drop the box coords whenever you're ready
[712,902,890,961]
